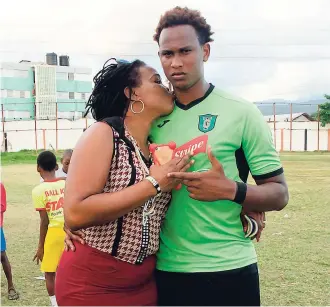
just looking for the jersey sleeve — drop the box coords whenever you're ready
[242,104,283,179]
[32,188,46,211]
[0,183,7,213]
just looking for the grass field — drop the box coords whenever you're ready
[1,151,330,306]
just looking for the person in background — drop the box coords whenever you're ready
[0,182,19,300]
[56,149,72,178]
[32,151,66,307]
[40,149,72,183]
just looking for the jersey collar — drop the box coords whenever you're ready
[175,83,215,111]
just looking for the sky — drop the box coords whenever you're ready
[0,0,329,102]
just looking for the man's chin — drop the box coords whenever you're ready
[171,81,190,91]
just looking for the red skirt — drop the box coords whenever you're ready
[55,242,157,306]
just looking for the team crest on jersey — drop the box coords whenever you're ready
[198,114,217,133]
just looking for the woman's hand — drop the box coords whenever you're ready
[63,224,85,252]
[149,154,194,193]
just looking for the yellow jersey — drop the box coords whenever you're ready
[32,179,65,228]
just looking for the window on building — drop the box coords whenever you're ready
[81,93,86,100]
[7,90,13,98]
[69,92,75,99]
[68,73,74,80]
[20,91,25,98]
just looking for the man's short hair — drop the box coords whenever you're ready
[37,151,57,172]
[154,6,214,45]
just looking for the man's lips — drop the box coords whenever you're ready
[171,73,186,80]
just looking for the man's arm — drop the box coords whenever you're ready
[240,174,288,212]
[33,211,49,264]
[239,102,289,211]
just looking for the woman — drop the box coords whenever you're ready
[55,58,192,306]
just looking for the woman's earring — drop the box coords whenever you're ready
[130,100,145,114]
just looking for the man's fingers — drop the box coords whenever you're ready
[207,146,223,172]
[73,230,85,238]
[182,179,199,187]
[70,233,85,245]
[186,187,199,194]
[65,237,77,251]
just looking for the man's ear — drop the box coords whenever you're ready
[202,43,210,62]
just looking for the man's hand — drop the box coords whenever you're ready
[63,224,85,252]
[241,211,266,242]
[167,146,236,201]
[33,247,44,264]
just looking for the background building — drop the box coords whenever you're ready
[0,53,92,121]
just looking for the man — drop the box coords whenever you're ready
[65,6,289,306]
[1,183,19,300]
[150,7,289,306]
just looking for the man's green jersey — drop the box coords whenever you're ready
[150,85,283,272]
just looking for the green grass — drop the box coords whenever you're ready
[1,150,66,166]
[1,152,330,306]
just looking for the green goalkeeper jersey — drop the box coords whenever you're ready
[151,85,283,272]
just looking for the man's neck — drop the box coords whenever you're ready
[174,79,210,106]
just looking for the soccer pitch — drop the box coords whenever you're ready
[1,152,329,306]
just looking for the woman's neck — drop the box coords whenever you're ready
[124,116,152,153]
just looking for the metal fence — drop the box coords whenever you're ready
[1,101,330,152]
[1,102,91,152]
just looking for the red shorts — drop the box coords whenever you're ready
[55,242,157,306]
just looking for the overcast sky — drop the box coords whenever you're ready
[0,0,329,101]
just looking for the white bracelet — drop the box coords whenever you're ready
[145,176,161,195]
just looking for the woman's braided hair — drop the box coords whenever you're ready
[85,58,146,121]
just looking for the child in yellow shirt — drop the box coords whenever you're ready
[32,151,66,307]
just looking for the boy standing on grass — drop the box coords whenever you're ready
[0,182,19,300]
[32,151,66,307]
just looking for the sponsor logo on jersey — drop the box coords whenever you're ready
[173,135,208,158]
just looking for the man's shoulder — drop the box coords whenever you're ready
[211,87,256,112]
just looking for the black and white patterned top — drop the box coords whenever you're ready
[82,119,172,265]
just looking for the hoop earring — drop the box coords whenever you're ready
[130,100,145,114]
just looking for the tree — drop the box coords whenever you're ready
[314,95,330,127]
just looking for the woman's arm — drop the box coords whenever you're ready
[64,122,191,230]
